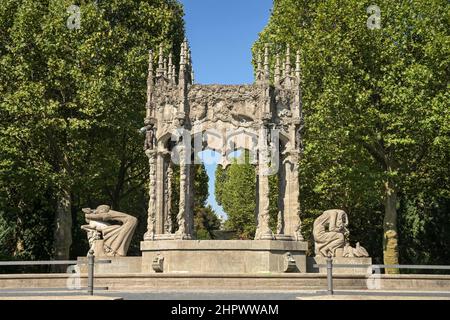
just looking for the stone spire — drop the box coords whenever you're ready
[146,49,153,111]
[178,38,189,113]
[257,53,263,73]
[179,40,186,85]
[274,53,281,84]
[255,50,264,84]
[156,43,164,77]
[296,50,301,82]
[285,44,291,77]
[264,44,270,80]
[186,44,193,84]
[163,58,168,78]
[186,45,191,68]
[172,60,177,84]
[168,52,174,83]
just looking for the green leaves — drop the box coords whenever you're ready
[255,0,450,263]
[215,151,257,239]
[0,0,186,258]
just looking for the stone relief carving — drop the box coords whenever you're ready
[152,84,180,123]
[187,85,265,125]
[313,209,369,258]
[143,123,156,151]
[144,150,157,240]
[283,252,298,272]
[81,205,137,257]
[152,253,164,272]
[275,88,294,118]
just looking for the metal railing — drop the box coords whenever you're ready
[314,256,450,295]
[0,250,111,296]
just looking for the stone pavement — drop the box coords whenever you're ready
[297,290,450,300]
[1,289,450,300]
[0,295,122,300]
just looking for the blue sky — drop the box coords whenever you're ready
[180,0,273,218]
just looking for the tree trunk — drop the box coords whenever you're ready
[53,153,72,261]
[53,187,72,260]
[383,178,399,274]
[13,214,24,257]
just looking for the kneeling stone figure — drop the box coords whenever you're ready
[81,205,137,257]
[313,209,369,258]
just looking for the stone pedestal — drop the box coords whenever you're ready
[307,257,372,275]
[141,240,308,274]
[77,257,142,274]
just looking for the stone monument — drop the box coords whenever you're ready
[81,205,137,257]
[140,41,309,273]
[311,209,371,274]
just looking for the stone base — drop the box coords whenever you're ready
[4,273,450,292]
[307,257,372,275]
[144,233,193,241]
[140,240,308,274]
[77,257,142,274]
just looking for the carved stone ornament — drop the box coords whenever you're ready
[152,253,164,272]
[143,42,305,242]
[283,252,298,273]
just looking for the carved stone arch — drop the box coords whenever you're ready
[143,42,304,242]
[157,132,174,150]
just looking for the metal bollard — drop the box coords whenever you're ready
[87,250,95,296]
[327,255,333,295]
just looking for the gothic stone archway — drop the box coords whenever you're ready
[142,42,304,243]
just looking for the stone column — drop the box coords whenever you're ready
[254,170,259,231]
[277,157,286,235]
[155,150,165,235]
[283,150,303,240]
[255,126,274,240]
[187,159,195,238]
[144,150,157,240]
[175,144,188,239]
[164,160,173,234]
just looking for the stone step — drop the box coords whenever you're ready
[1,273,450,292]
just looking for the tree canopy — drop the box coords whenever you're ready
[0,0,186,260]
[253,0,449,268]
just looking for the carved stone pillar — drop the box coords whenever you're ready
[283,150,303,240]
[277,157,286,235]
[255,126,274,240]
[175,144,189,239]
[155,150,165,235]
[164,161,173,234]
[144,150,157,240]
[187,159,195,237]
[255,168,274,240]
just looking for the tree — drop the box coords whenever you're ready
[254,0,449,269]
[0,0,185,259]
[215,151,257,239]
[194,205,221,240]
[169,160,220,238]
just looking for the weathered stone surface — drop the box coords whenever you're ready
[3,273,450,292]
[77,256,142,274]
[307,257,372,275]
[81,205,137,257]
[313,209,369,258]
[142,43,305,242]
[141,240,308,274]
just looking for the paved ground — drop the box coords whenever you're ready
[1,289,450,300]
[0,295,122,300]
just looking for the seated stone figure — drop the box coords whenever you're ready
[81,205,137,257]
[313,209,369,258]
